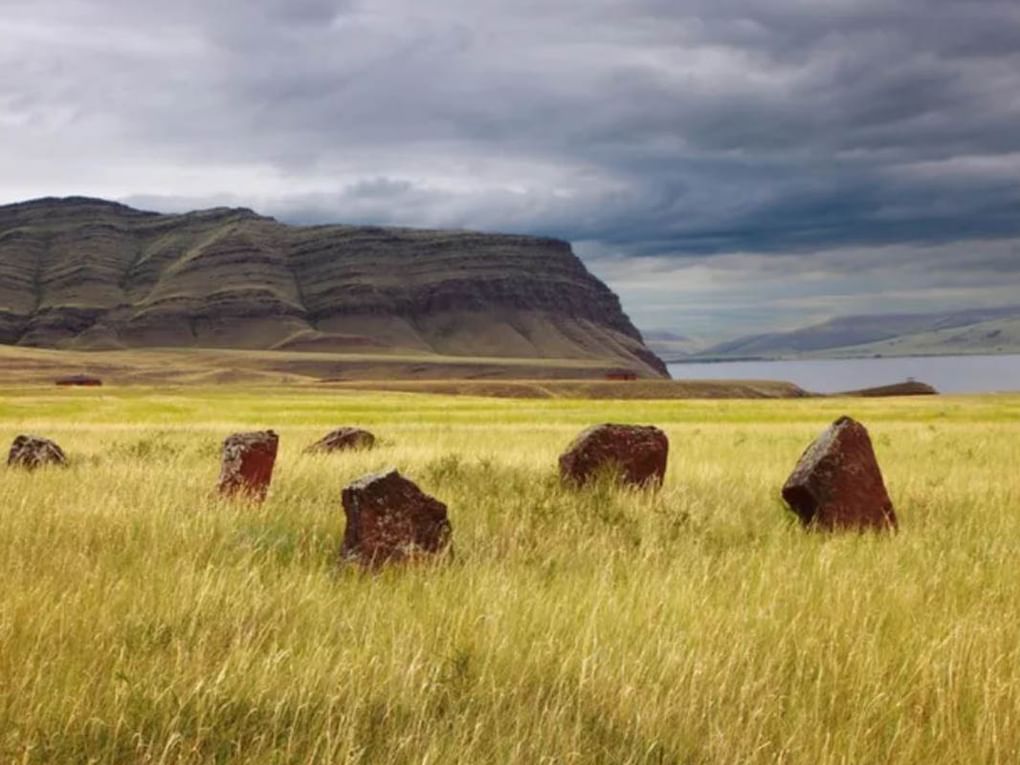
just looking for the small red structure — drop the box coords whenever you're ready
[605,369,638,381]
[55,374,103,387]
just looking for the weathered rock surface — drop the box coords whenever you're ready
[782,416,897,531]
[341,469,452,566]
[8,435,68,469]
[218,430,279,501]
[0,196,668,378]
[559,423,669,488]
[305,427,376,454]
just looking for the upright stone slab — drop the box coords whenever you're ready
[305,427,376,454]
[218,430,279,501]
[8,435,68,470]
[559,424,668,488]
[341,469,452,567]
[782,416,897,531]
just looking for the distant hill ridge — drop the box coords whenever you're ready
[682,305,1020,361]
[0,197,667,377]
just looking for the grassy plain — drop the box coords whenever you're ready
[1,386,1019,764]
[0,344,637,386]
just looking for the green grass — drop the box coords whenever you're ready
[1,387,1019,763]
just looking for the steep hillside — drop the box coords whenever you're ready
[0,197,666,377]
[691,306,1020,360]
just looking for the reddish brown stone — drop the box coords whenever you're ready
[7,435,68,470]
[305,427,376,454]
[559,423,668,488]
[782,416,897,531]
[341,469,452,567]
[218,430,278,501]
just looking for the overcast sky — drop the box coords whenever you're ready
[2,0,1019,339]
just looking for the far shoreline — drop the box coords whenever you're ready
[666,350,1020,364]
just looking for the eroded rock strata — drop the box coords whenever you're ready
[0,197,667,377]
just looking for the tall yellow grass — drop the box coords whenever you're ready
[1,386,1018,763]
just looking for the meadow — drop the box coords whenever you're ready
[1,385,1019,764]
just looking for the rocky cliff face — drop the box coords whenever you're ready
[0,197,667,377]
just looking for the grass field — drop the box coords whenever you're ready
[0,344,642,386]
[1,386,1019,763]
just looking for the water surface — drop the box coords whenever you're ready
[667,354,1020,394]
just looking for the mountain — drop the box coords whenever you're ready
[642,330,707,359]
[688,306,1020,361]
[0,197,667,377]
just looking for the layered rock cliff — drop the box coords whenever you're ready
[0,197,667,377]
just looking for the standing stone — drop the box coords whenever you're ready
[341,469,452,567]
[7,435,68,470]
[218,430,279,501]
[305,427,376,454]
[559,424,668,488]
[782,416,897,531]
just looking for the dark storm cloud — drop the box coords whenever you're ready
[1,0,1019,334]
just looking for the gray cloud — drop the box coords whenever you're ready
[1,0,1019,336]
